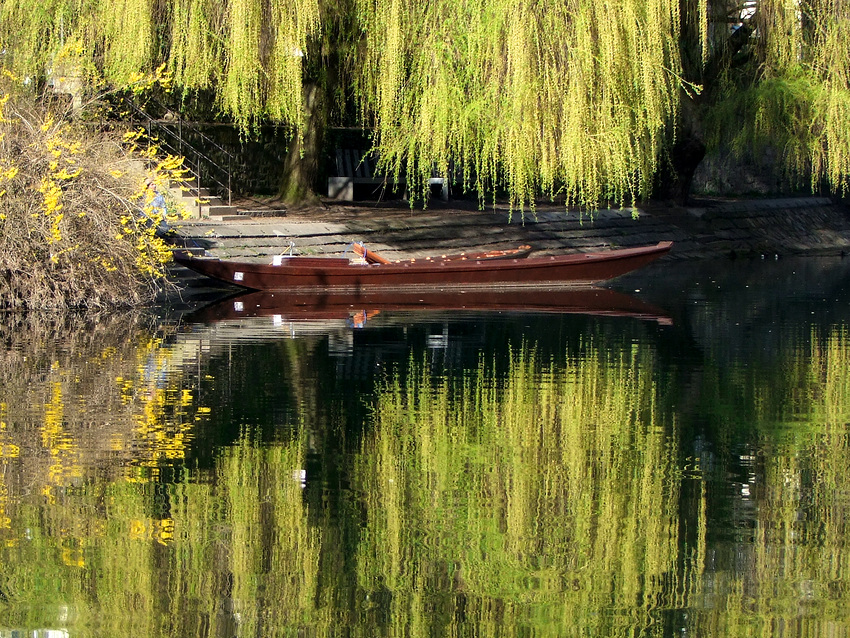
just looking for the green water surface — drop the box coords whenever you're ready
[1,257,849,637]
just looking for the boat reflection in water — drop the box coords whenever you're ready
[189,286,672,329]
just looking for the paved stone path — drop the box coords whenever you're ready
[170,196,850,263]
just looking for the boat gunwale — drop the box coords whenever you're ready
[176,241,672,277]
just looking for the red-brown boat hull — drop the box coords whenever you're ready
[190,287,672,325]
[173,242,672,292]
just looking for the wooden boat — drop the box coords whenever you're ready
[188,287,673,326]
[351,242,534,264]
[173,241,672,292]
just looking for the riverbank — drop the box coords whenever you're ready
[170,195,850,264]
[159,197,850,306]
[161,194,850,308]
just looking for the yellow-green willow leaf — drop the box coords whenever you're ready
[355,0,684,213]
[3,0,848,207]
[98,0,156,83]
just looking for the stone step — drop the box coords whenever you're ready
[207,205,240,217]
[169,182,222,202]
[205,204,243,221]
[193,187,216,198]
[169,180,213,196]
[190,196,225,207]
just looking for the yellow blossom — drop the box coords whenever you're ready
[55,167,82,180]
[123,128,144,142]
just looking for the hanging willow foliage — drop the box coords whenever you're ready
[808,1,850,195]
[0,0,320,130]
[1,0,848,207]
[354,0,690,211]
[98,0,157,82]
[704,0,850,195]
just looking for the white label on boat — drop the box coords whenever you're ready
[272,255,283,266]
[272,314,283,326]
[234,301,244,312]
[234,271,244,281]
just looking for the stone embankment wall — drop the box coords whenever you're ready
[649,196,850,258]
[172,196,850,263]
[158,123,292,196]
[155,124,371,196]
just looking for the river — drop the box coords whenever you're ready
[1,254,848,637]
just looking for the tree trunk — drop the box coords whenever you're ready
[654,132,707,205]
[654,93,706,205]
[279,82,328,206]
[654,9,756,205]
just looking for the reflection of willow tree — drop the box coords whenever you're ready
[0,311,208,630]
[0,313,204,487]
[166,435,321,636]
[200,336,327,430]
[0,433,319,637]
[353,341,702,634]
[4,320,850,635]
[1,325,705,635]
[690,326,850,634]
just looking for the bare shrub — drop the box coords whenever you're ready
[0,77,186,310]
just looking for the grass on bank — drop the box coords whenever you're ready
[0,76,187,310]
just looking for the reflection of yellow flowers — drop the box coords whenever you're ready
[0,409,17,459]
[0,443,20,458]
[62,546,86,568]
[121,340,196,465]
[130,518,147,538]
[129,517,175,545]
[0,480,10,530]
[41,381,82,485]
[158,518,175,545]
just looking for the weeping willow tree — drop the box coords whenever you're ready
[352,0,687,210]
[682,0,850,198]
[0,0,848,209]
